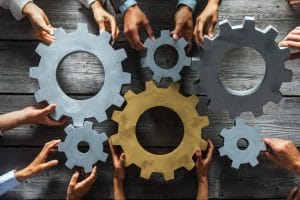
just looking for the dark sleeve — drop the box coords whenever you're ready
[110,0,125,13]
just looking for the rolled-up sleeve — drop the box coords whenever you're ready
[0,0,33,20]
[0,170,21,196]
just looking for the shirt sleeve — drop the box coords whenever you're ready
[178,0,197,11]
[0,0,33,20]
[0,170,21,196]
[78,0,105,9]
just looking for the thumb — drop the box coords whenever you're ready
[40,23,54,35]
[43,104,56,115]
[98,20,106,34]
[144,22,155,40]
[40,160,59,171]
[120,153,126,166]
[262,152,277,163]
[172,23,184,40]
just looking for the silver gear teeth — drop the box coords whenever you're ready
[192,16,293,118]
[141,30,191,83]
[218,117,266,169]
[58,121,108,173]
[29,23,131,126]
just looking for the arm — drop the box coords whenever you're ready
[0,0,32,20]
[0,104,66,133]
[263,138,300,173]
[109,139,126,200]
[66,166,97,200]
[195,140,214,200]
[0,140,60,196]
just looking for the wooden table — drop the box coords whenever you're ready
[0,0,300,199]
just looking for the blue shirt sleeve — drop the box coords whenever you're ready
[119,0,138,14]
[0,170,21,196]
[177,0,197,11]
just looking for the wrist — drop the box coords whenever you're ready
[91,1,104,11]
[22,1,35,18]
[15,167,32,182]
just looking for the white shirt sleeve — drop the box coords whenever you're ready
[0,170,21,196]
[0,0,32,20]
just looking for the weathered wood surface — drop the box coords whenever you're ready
[0,0,300,199]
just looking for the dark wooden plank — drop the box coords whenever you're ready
[0,147,298,199]
[0,95,299,147]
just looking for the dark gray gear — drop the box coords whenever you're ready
[29,23,131,126]
[58,121,108,173]
[219,118,266,169]
[192,16,292,118]
[141,30,191,82]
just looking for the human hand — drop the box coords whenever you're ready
[286,0,300,6]
[193,0,219,45]
[279,27,300,59]
[288,187,300,200]
[123,5,154,51]
[91,1,119,40]
[263,138,300,173]
[171,5,193,52]
[109,139,125,181]
[22,2,54,44]
[195,139,214,179]
[15,139,60,182]
[19,104,67,126]
[66,166,97,200]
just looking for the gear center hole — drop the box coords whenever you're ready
[237,138,249,150]
[57,51,104,100]
[217,47,266,94]
[136,106,184,154]
[154,45,179,69]
[77,141,90,153]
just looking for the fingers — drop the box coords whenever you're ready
[208,18,217,38]
[289,0,300,6]
[39,159,59,171]
[42,104,56,115]
[195,147,203,161]
[39,22,54,36]
[262,151,277,164]
[119,153,126,166]
[80,166,98,187]
[67,171,80,195]
[288,187,299,200]
[172,23,184,40]
[109,138,118,163]
[47,117,68,126]
[279,40,300,49]
[109,16,118,40]
[41,139,61,156]
[126,28,145,51]
[205,139,214,162]
[144,21,155,40]
[98,19,106,33]
[290,52,300,59]
[193,19,205,46]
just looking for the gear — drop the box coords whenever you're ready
[141,30,191,83]
[219,118,266,169]
[111,81,209,180]
[29,23,131,126]
[192,16,292,118]
[58,121,108,173]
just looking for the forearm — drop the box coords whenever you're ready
[0,110,26,132]
[113,178,125,200]
[196,176,208,200]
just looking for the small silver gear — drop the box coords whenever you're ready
[192,16,292,118]
[219,118,266,169]
[141,30,191,82]
[58,121,108,173]
[29,23,131,126]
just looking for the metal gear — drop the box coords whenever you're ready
[192,16,292,118]
[219,118,266,169]
[29,23,131,126]
[141,30,191,83]
[58,121,108,173]
[111,80,209,180]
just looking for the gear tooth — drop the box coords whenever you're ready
[242,16,255,30]
[184,160,195,171]
[113,94,125,107]
[58,143,65,152]
[35,43,48,56]
[254,125,261,133]
[83,121,94,130]
[65,159,75,169]
[29,67,40,79]
[99,133,108,142]
[163,171,174,181]
[271,91,283,104]
[121,72,131,84]
[187,96,199,106]
[34,90,47,102]
[83,165,93,173]
[200,139,208,150]
[279,47,291,61]
[252,108,264,118]
[172,73,181,81]
[282,69,293,82]
[112,110,122,121]
[260,142,267,151]
[144,38,152,47]
[51,109,64,121]
[110,134,120,145]
[219,19,232,34]
[229,110,240,119]
[140,168,152,180]
[220,128,229,138]
[115,49,127,62]
[184,56,192,66]
[145,80,156,90]
[201,36,213,49]
[160,30,170,39]
[231,161,240,169]
[77,23,88,33]
[98,152,108,162]
[263,25,278,40]
[95,113,107,124]
[234,117,244,127]
[100,30,112,42]
[124,90,135,99]
[54,28,67,39]
[64,125,76,135]
[141,57,148,68]
[72,116,84,127]
[250,159,259,167]
[177,37,188,47]
[168,82,180,92]
[219,147,226,156]
[152,73,162,83]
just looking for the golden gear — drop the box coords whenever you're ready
[111,81,209,180]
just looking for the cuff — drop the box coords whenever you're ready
[78,0,97,8]
[177,0,197,11]
[119,0,137,14]
[0,170,21,196]
[9,0,32,20]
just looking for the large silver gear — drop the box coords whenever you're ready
[219,118,266,169]
[29,23,131,126]
[192,16,292,118]
[58,121,108,173]
[141,30,191,82]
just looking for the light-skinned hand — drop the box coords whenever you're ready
[288,187,300,200]
[109,139,125,181]
[286,0,300,6]
[279,27,300,59]
[195,139,214,178]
